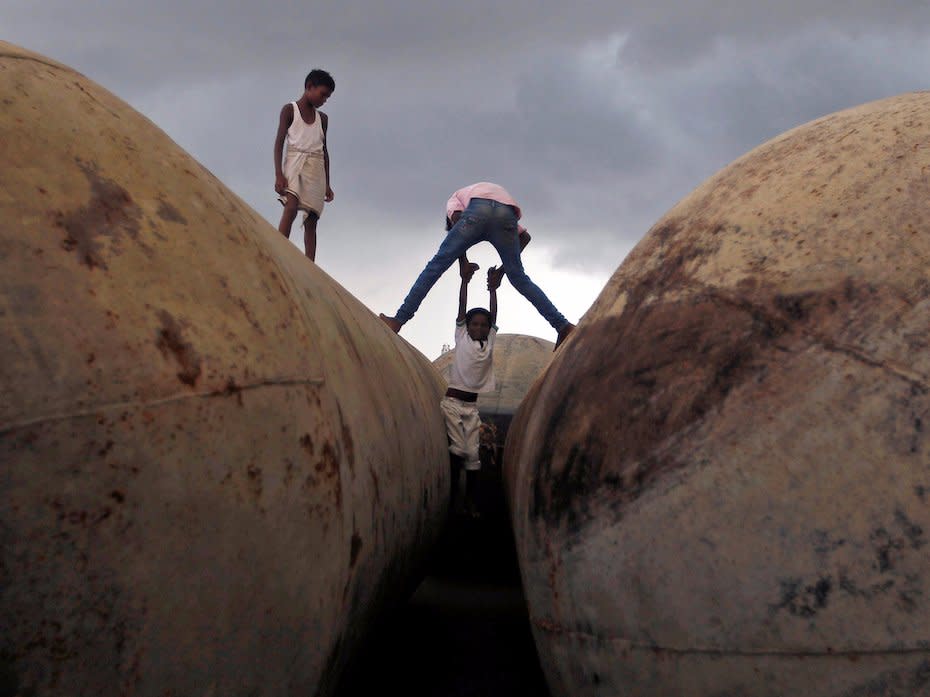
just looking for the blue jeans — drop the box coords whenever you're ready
[395,198,568,330]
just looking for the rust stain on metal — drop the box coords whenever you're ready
[342,424,355,469]
[282,458,296,487]
[223,378,244,406]
[246,462,263,501]
[155,198,187,225]
[315,442,342,506]
[235,297,262,333]
[770,577,833,618]
[55,161,143,270]
[338,407,355,470]
[155,310,202,387]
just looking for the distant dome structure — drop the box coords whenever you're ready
[506,92,930,697]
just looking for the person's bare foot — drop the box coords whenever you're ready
[459,261,480,281]
[487,265,505,290]
[379,313,402,333]
[554,322,576,350]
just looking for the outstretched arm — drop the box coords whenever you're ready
[457,262,474,323]
[487,266,503,326]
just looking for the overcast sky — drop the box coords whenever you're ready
[6,2,930,358]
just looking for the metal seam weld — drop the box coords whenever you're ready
[530,619,930,657]
[0,377,324,434]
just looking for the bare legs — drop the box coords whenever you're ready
[277,193,319,261]
[303,216,318,261]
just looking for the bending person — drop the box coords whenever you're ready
[379,182,575,348]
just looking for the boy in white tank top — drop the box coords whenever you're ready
[273,69,335,261]
[442,263,505,517]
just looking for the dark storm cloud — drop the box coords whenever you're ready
[5,0,930,353]
[12,1,930,90]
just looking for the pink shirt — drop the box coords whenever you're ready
[445,182,524,229]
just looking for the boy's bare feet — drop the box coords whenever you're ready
[554,322,576,350]
[379,313,402,333]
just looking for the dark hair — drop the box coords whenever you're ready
[445,216,453,232]
[305,69,335,91]
[465,308,492,324]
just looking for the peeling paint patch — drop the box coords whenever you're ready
[770,576,832,618]
[155,310,201,387]
[316,442,342,506]
[55,161,143,269]
[300,433,314,456]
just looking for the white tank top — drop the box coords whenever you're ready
[286,102,324,154]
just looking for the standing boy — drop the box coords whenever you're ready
[274,69,335,261]
[442,264,505,517]
[379,182,575,348]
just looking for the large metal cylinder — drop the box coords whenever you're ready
[0,42,448,696]
[505,92,930,696]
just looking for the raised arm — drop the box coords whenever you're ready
[457,262,475,323]
[487,265,503,326]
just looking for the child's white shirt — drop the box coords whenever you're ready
[448,321,497,393]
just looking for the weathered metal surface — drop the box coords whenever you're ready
[0,42,449,696]
[505,92,930,696]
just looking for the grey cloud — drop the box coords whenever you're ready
[7,1,930,310]
[11,1,930,92]
[618,1,930,69]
